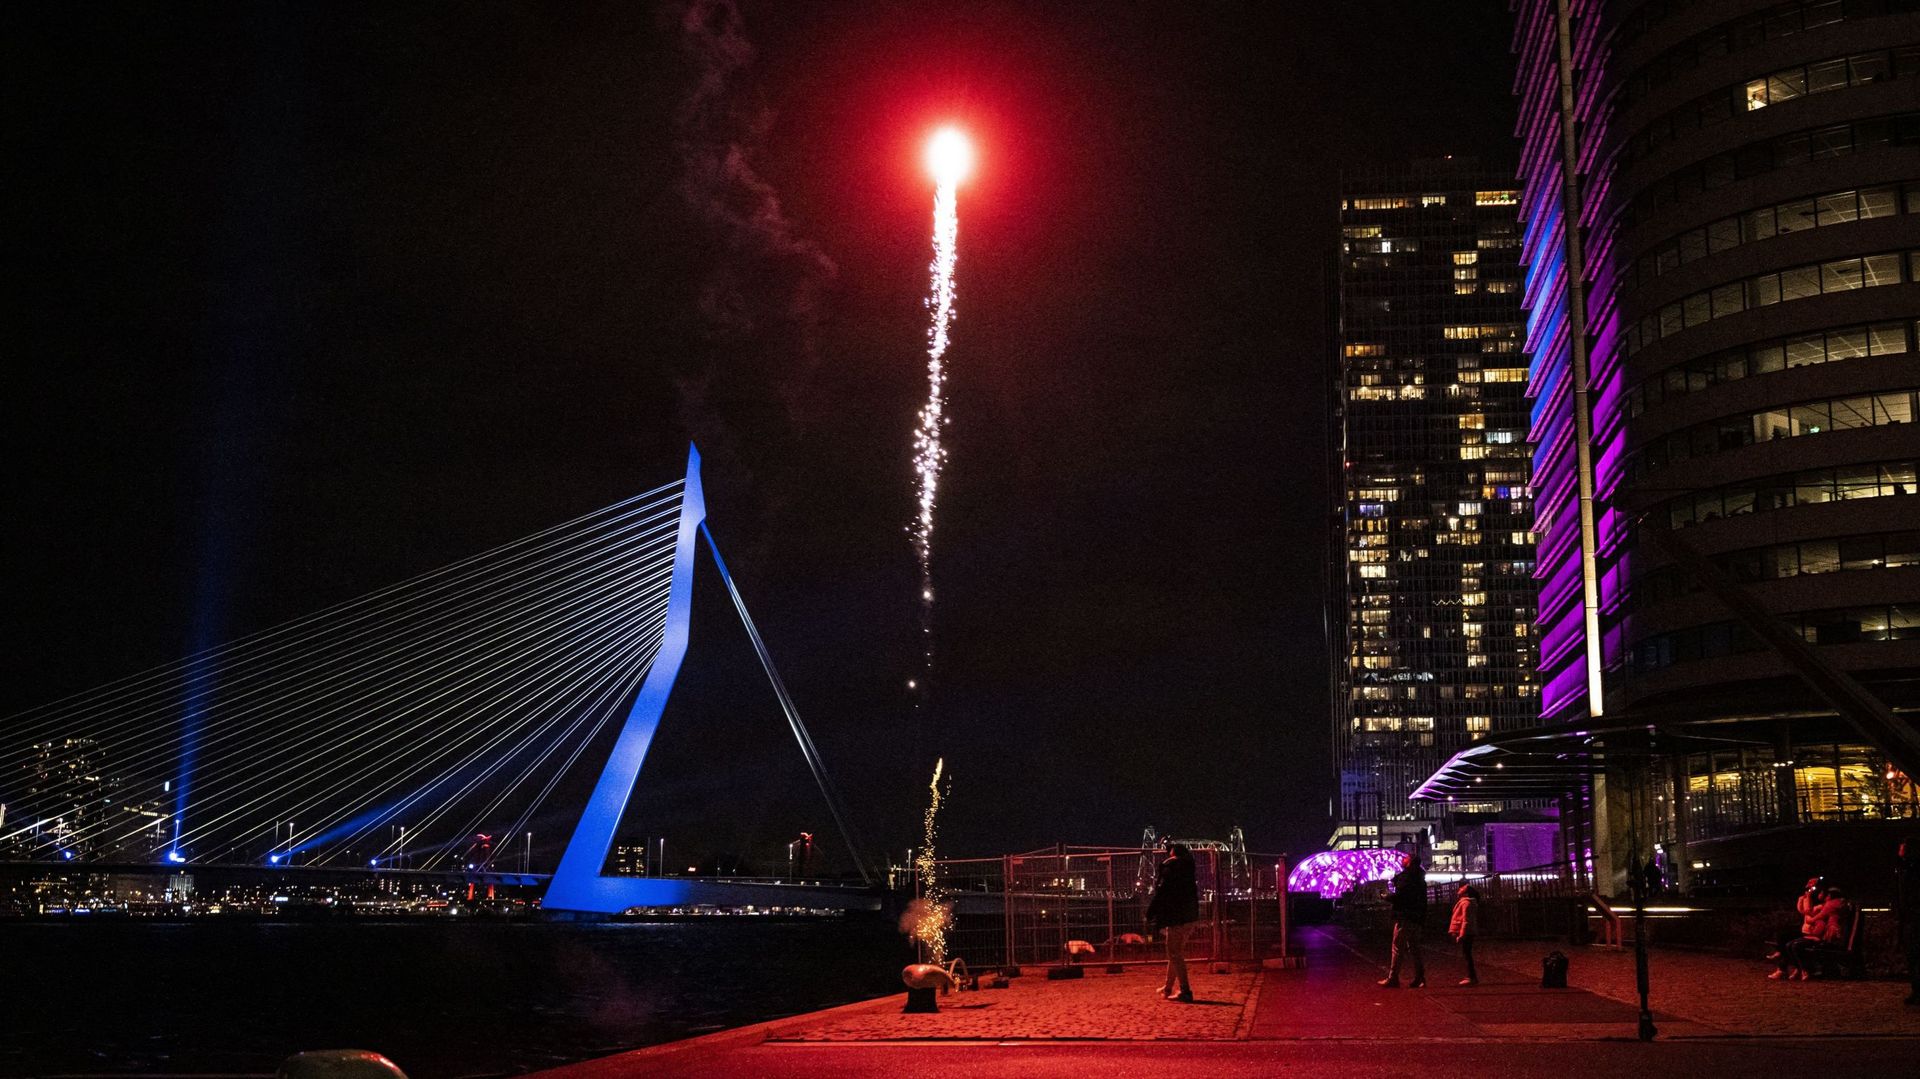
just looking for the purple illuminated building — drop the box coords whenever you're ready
[1417,1,1920,893]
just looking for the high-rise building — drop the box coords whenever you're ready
[1331,162,1540,859]
[1416,1,1920,891]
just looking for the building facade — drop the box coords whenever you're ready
[1428,0,1920,892]
[1331,163,1541,859]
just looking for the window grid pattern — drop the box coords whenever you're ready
[1630,602,1920,672]
[1624,113,1920,227]
[1626,319,1914,416]
[1333,170,1539,834]
[1631,529,1920,610]
[1622,46,1920,164]
[1629,389,1919,480]
[1622,250,1916,357]
[1659,459,1918,528]
[1628,183,1918,291]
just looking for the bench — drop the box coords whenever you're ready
[1801,904,1867,980]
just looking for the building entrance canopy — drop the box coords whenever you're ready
[1409,713,1786,804]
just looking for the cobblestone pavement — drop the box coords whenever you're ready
[1472,937,1920,1037]
[771,967,1257,1041]
[532,931,1920,1078]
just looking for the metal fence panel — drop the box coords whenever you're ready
[924,847,1291,969]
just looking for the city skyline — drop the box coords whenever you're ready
[4,2,1521,862]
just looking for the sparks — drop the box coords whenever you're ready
[912,757,951,962]
[911,127,969,689]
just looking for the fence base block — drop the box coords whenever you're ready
[1262,955,1307,970]
[1045,965,1086,981]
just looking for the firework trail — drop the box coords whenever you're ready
[911,128,971,695]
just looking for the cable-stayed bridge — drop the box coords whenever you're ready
[1,447,881,913]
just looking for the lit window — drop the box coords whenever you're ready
[1475,190,1518,206]
[1453,252,1479,266]
[1422,194,1448,207]
[1344,343,1385,357]
[1464,716,1491,732]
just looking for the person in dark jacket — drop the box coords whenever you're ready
[1147,842,1200,1003]
[1379,855,1427,988]
[1898,836,1918,1006]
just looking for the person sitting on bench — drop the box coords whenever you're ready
[1785,887,1856,980]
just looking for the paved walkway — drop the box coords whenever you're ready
[1473,936,1920,1038]
[1251,926,1719,1040]
[773,967,1257,1041]
[530,926,1920,1078]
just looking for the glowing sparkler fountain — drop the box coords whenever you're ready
[909,128,973,703]
[900,757,958,1012]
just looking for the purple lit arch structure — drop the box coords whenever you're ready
[1286,849,1411,899]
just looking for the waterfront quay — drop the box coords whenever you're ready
[537,926,1920,1079]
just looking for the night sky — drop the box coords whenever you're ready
[6,2,1518,869]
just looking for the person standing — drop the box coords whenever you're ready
[1897,837,1918,1006]
[1147,842,1200,1003]
[1449,883,1481,986]
[1379,855,1428,988]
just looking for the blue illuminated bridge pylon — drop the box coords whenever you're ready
[0,445,873,910]
[545,445,871,912]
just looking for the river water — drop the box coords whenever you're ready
[0,918,910,1078]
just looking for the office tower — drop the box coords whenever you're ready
[1331,161,1540,859]
[1422,1,1920,889]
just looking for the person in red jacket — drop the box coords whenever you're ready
[1449,883,1481,986]
[1769,877,1826,980]
[1784,887,1854,980]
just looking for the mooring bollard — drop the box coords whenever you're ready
[277,1050,408,1079]
[901,962,956,1013]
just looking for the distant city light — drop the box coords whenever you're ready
[61,850,75,861]
[166,850,185,864]
[269,854,283,865]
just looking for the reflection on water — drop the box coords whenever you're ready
[0,918,908,1078]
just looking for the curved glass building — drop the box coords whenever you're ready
[1420,0,1920,893]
